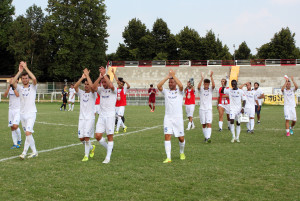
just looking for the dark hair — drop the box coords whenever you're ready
[254,82,259,86]
[118,77,123,82]
[204,79,210,84]
[70,83,74,86]
[21,72,29,77]
[150,84,153,87]
[231,80,237,85]
[82,78,87,83]
[106,74,110,80]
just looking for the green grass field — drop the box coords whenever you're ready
[0,102,299,201]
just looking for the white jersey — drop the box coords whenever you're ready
[244,90,257,109]
[17,84,37,114]
[97,86,117,117]
[199,87,213,110]
[224,88,246,112]
[161,88,184,118]
[254,88,264,105]
[69,88,76,99]
[283,88,296,108]
[78,89,96,120]
[8,87,20,110]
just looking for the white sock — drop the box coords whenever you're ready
[68,104,71,110]
[236,125,241,140]
[192,121,195,127]
[187,122,191,129]
[179,140,185,154]
[12,130,18,145]
[230,124,235,139]
[116,116,123,132]
[89,141,93,151]
[85,141,90,157]
[22,136,31,155]
[16,128,21,141]
[99,138,107,149]
[227,121,231,128]
[207,128,212,139]
[106,141,114,160]
[250,119,255,130]
[28,135,37,154]
[246,122,250,130]
[164,141,171,159]
[286,129,289,133]
[72,104,74,110]
[202,127,207,138]
[219,121,223,129]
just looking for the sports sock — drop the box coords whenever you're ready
[192,121,195,127]
[227,121,231,128]
[68,104,71,110]
[153,106,155,111]
[246,122,250,130]
[250,119,255,130]
[116,116,123,132]
[230,124,235,139]
[89,141,93,151]
[22,136,30,155]
[28,135,37,154]
[72,104,74,111]
[85,141,90,157]
[99,138,107,149]
[187,122,191,129]
[164,141,171,159]
[286,129,289,133]
[106,141,114,160]
[219,121,223,129]
[12,130,18,145]
[64,104,66,110]
[207,128,212,139]
[236,125,241,140]
[149,104,152,110]
[202,127,207,138]
[16,128,21,141]
[179,140,185,154]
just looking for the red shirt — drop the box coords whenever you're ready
[219,87,230,105]
[148,88,156,99]
[185,88,195,105]
[116,88,127,107]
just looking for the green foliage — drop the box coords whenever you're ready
[235,41,251,60]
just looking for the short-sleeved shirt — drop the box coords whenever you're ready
[69,88,76,98]
[78,89,96,120]
[8,87,20,110]
[283,88,296,108]
[17,84,37,114]
[199,87,213,110]
[244,90,257,109]
[161,88,184,118]
[254,88,264,105]
[224,88,246,112]
[97,86,117,117]
[62,90,68,99]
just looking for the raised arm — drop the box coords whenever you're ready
[169,69,183,91]
[11,63,23,88]
[157,75,169,92]
[93,69,103,92]
[291,76,298,91]
[239,82,247,89]
[281,78,288,92]
[111,68,119,83]
[83,68,95,93]
[3,82,10,97]
[21,61,37,85]
[74,74,86,93]
[197,72,204,90]
[124,80,130,89]
[210,71,215,89]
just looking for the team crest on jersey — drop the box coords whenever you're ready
[164,127,168,132]
[78,131,80,135]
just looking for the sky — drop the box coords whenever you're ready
[12,0,300,55]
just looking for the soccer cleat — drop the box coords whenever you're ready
[247,129,250,133]
[10,145,20,149]
[204,138,208,143]
[115,131,119,134]
[68,109,71,111]
[219,128,222,132]
[180,153,186,160]
[150,110,154,112]
[236,139,240,143]
[289,127,294,135]
[19,154,25,160]
[60,108,62,111]
[231,138,235,143]
[207,138,211,143]
[89,145,95,158]
[28,153,38,158]
[102,158,110,164]
[257,121,261,124]
[17,140,22,146]
[250,130,254,134]
[163,158,171,163]
[186,127,191,131]
[286,132,290,137]
[82,155,89,162]
[123,126,127,133]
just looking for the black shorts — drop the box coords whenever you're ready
[63,98,67,103]
[255,105,262,115]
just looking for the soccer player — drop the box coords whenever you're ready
[239,82,259,133]
[184,79,196,130]
[221,80,246,143]
[281,76,298,136]
[60,85,68,111]
[93,66,117,164]
[253,82,265,124]
[68,84,76,111]
[111,69,130,134]
[11,61,38,159]
[74,68,96,161]
[197,72,215,143]
[4,77,22,149]
[218,78,231,131]
[148,84,156,112]
[157,69,185,163]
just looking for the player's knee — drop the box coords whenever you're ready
[95,133,102,141]
[178,136,184,143]
[107,134,113,141]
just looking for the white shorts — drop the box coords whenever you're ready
[20,112,36,133]
[164,116,184,137]
[199,109,212,124]
[95,116,115,135]
[94,105,100,115]
[218,104,230,114]
[244,107,255,118]
[284,107,297,121]
[229,110,241,121]
[68,97,75,103]
[78,119,95,138]
[185,105,195,118]
[116,106,125,116]
[8,109,20,127]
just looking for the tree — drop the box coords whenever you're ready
[235,41,251,59]
[152,18,170,56]
[0,0,15,75]
[256,27,300,59]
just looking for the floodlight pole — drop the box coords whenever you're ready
[233,44,236,65]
